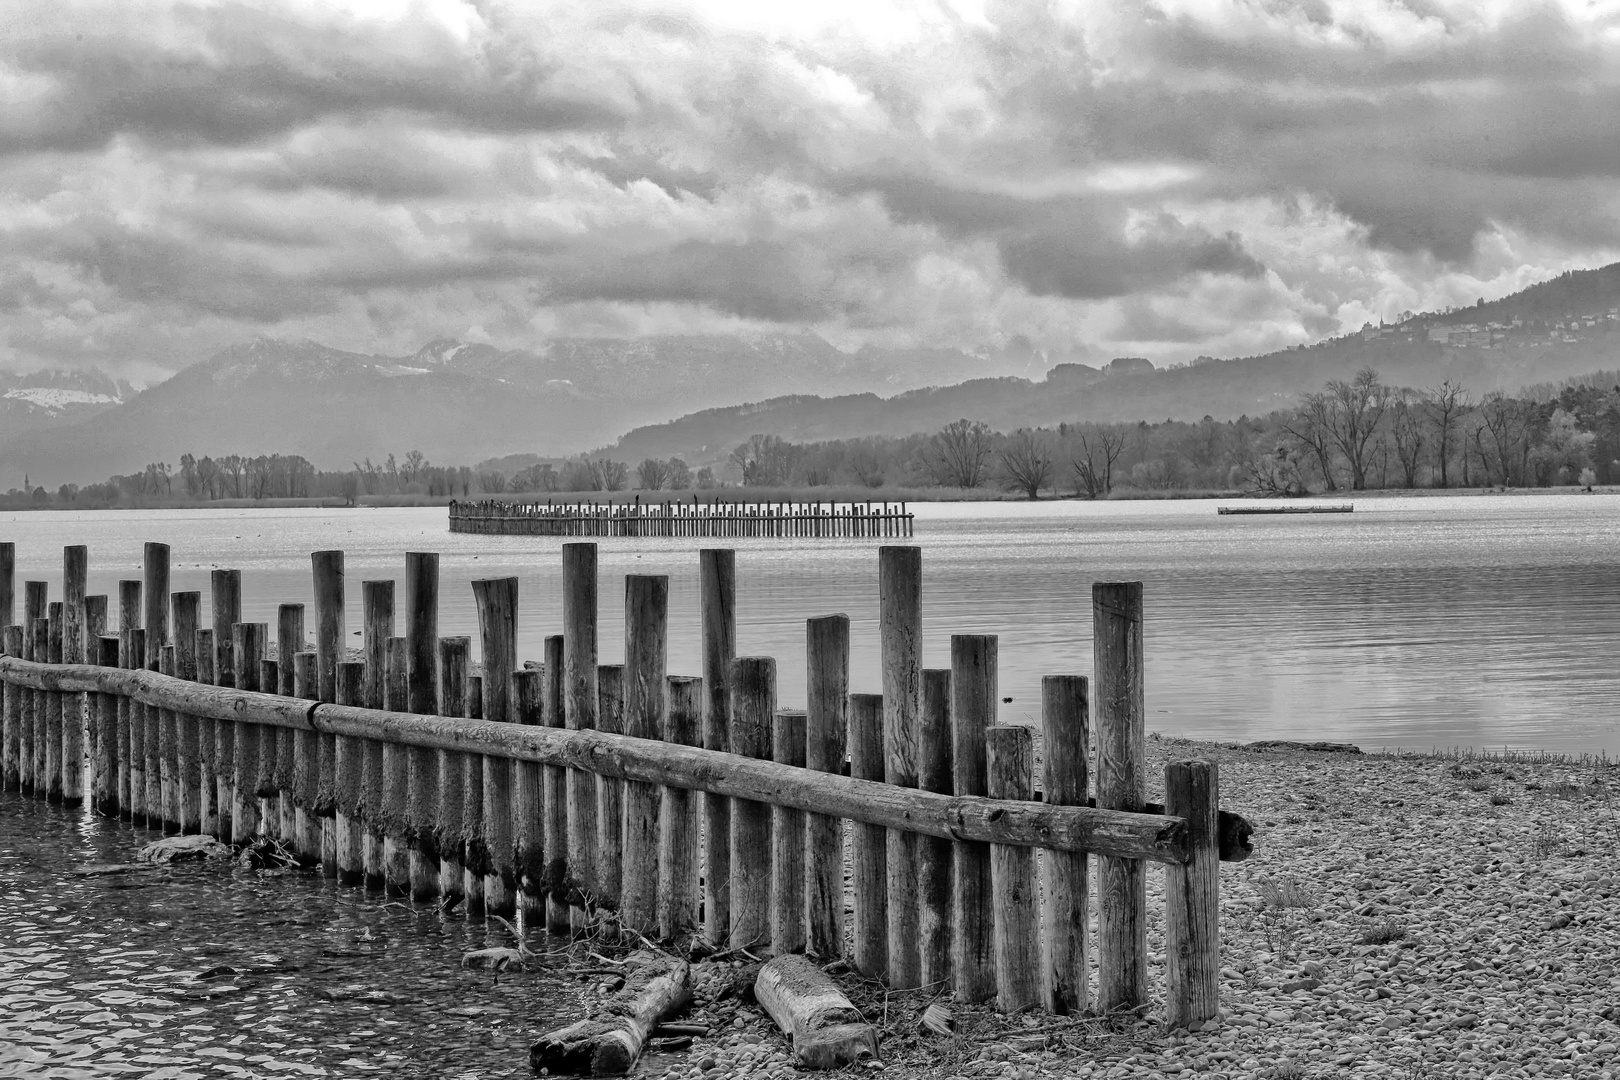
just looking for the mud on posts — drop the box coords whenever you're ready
[448,498,915,539]
[0,537,1252,1036]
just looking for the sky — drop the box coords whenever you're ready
[5,0,1620,382]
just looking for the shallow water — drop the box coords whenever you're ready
[0,792,560,1079]
[3,493,1620,752]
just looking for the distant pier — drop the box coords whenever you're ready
[448,498,915,538]
[1216,504,1353,515]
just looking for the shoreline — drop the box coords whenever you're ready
[3,483,1615,512]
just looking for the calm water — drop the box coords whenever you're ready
[3,494,1619,753]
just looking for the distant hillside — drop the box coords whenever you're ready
[1432,263,1620,327]
[0,368,136,439]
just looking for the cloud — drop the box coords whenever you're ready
[3,0,1620,378]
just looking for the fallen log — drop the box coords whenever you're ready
[754,954,879,1069]
[529,956,691,1076]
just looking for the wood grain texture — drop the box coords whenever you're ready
[1094,582,1147,1014]
[699,548,735,947]
[986,724,1039,1013]
[621,574,668,936]
[804,614,848,960]
[728,656,774,952]
[849,692,886,979]
[1040,675,1090,1015]
[1164,759,1220,1028]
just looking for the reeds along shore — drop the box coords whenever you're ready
[447,498,915,537]
[0,538,1244,1027]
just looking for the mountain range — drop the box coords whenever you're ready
[7,260,1620,485]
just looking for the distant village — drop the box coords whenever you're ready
[1358,306,1620,350]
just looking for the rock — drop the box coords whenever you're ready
[461,946,527,971]
[137,835,233,864]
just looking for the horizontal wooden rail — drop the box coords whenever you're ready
[0,656,1189,865]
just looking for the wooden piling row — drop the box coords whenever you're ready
[0,540,1230,1030]
[449,499,916,539]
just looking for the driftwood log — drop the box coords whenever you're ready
[529,956,691,1076]
[754,955,879,1069]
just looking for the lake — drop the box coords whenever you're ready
[3,494,1619,754]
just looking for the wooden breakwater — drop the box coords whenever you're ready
[449,499,915,538]
[0,538,1245,1028]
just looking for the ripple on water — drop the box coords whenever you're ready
[0,793,570,1079]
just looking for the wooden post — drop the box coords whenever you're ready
[919,668,953,987]
[0,541,11,630]
[622,574,668,936]
[172,592,201,834]
[658,675,701,941]
[45,602,62,803]
[1164,759,1220,1029]
[292,651,322,868]
[22,581,46,798]
[231,622,267,844]
[879,546,922,988]
[771,708,807,956]
[382,636,412,896]
[728,656,774,952]
[62,546,86,807]
[258,658,280,838]
[277,605,304,697]
[542,634,570,935]
[849,692,886,979]
[804,615,848,960]
[512,667,544,916]
[406,553,439,715]
[951,634,997,1003]
[596,663,625,936]
[437,636,470,904]
[210,570,239,839]
[986,725,1039,1012]
[360,582,394,889]
[157,645,178,828]
[463,673,486,916]
[94,635,119,815]
[334,660,367,884]
[1041,675,1089,1014]
[699,548,735,946]
[195,628,216,838]
[2,625,21,794]
[562,543,599,932]
[474,577,519,919]
[312,551,344,703]
[143,542,169,668]
[1094,582,1146,1014]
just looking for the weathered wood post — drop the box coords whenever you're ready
[259,657,280,839]
[360,581,394,889]
[437,636,470,904]
[474,577,519,918]
[195,628,217,838]
[1164,759,1220,1029]
[513,668,545,917]
[382,636,412,896]
[94,635,119,816]
[210,570,240,839]
[622,574,668,937]
[45,602,62,803]
[596,663,625,934]
[771,708,808,957]
[312,552,344,704]
[62,545,87,807]
[658,675,701,941]
[463,674,486,917]
[334,660,367,884]
[405,553,439,715]
[729,656,775,953]
[277,605,304,698]
[563,543,599,933]
[157,645,179,828]
[143,543,169,669]
[880,546,922,988]
[2,625,22,794]
[1041,675,1089,1014]
[919,668,953,987]
[292,651,322,867]
[986,725,1039,1012]
[700,548,735,946]
[951,634,997,1003]
[542,634,570,935]
[0,541,11,631]
[172,592,201,834]
[1094,582,1146,1013]
[22,581,47,797]
[849,692,886,979]
[805,614,848,960]
[231,622,267,844]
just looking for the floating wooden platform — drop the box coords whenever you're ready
[449,498,915,538]
[1216,504,1353,515]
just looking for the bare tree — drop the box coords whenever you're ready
[1477,391,1534,486]
[1418,380,1472,488]
[926,419,995,488]
[729,434,798,486]
[1280,393,1338,491]
[591,458,629,491]
[477,471,507,493]
[1323,368,1393,490]
[1391,394,1425,488]
[998,429,1054,499]
[1071,423,1130,497]
[666,458,692,490]
[637,457,669,490]
[1244,444,1307,496]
